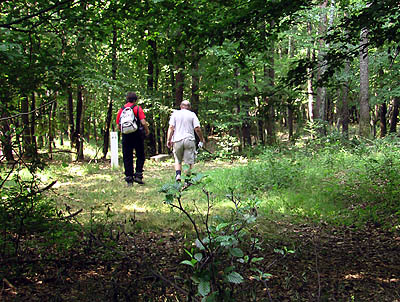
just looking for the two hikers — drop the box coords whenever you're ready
[117,95,204,185]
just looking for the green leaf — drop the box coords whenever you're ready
[195,239,206,250]
[229,248,244,258]
[181,260,196,267]
[216,222,230,231]
[198,280,211,296]
[194,253,203,262]
[226,271,244,284]
[251,257,264,263]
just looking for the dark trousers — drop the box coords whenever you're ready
[122,132,145,178]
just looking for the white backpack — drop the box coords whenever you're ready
[119,105,138,134]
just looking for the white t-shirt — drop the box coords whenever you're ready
[169,109,200,142]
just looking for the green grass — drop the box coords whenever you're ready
[37,136,400,234]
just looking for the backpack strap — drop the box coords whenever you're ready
[134,105,140,121]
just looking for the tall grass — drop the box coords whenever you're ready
[40,135,400,233]
[205,136,400,229]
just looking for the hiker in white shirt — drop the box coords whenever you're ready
[167,100,205,182]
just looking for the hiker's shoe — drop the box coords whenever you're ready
[133,176,144,185]
[175,174,181,182]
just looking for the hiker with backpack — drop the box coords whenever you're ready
[167,100,205,182]
[116,92,150,186]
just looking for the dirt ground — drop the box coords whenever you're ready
[1,221,399,302]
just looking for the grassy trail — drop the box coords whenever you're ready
[49,159,232,232]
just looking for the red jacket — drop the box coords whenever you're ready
[116,102,146,126]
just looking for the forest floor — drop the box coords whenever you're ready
[1,160,400,302]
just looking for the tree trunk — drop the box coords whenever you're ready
[340,60,350,137]
[102,28,117,159]
[74,85,84,161]
[242,86,252,147]
[359,27,370,137]
[191,53,200,115]
[264,62,276,145]
[288,102,294,141]
[146,38,157,156]
[379,102,387,137]
[175,56,184,107]
[389,97,399,134]
[21,94,33,157]
[30,92,37,154]
[307,22,315,122]
[253,72,265,145]
[67,85,74,144]
[0,108,14,162]
[315,0,329,134]
[48,99,56,160]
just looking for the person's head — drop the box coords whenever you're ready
[180,100,191,110]
[126,92,137,103]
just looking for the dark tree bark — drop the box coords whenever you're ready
[67,85,74,143]
[307,23,315,122]
[315,0,328,123]
[389,97,399,134]
[74,85,84,161]
[175,64,184,108]
[146,38,157,156]
[102,27,117,159]
[191,53,200,115]
[48,100,57,159]
[30,92,37,154]
[288,102,294,141]
[0,109,14,162]
[21,94,34,157]
[264,61,276,145]
[340,60,350,137]
[379,102,387,137]
[359,27,370,137]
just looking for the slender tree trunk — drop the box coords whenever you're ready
[48,99,56,160]
[287,36,295,141]
[306,23,315,122]
[21,94,33,157]
[191,53,200,115]
[264,62,276,145]
[67,85,74,144]
[379,102,387,137]
[74,85,84,161]
[30,92,37,154]
[389,97,399,134]
[102,27,117,159]
[315,0,329,132]
[242,85,252,147]
[253,72,265,145]
[359,27,370,137]
[175,50,185,107]
[288,102,294,140]
[340,60,350,137]
[0,106,14,162]
[146,38,157,156]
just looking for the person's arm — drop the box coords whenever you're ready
[116,108,122,128]
[140,119,150,136]
[194,126,205,144]
[167,125,175,149]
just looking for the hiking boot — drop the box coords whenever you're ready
[133,173,144,185]
[175,174,181,182]
[125,176,134,187]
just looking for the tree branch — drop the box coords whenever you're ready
[0,0,76,28]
